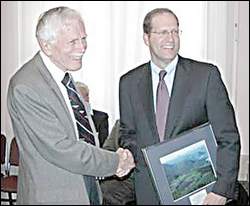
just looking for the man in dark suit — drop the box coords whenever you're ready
[7,6,134,205]
[119,8,241,205]
[75,81,109,147]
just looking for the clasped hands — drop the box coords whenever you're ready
[115,147,135,177]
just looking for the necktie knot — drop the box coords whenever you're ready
[159,70,167,81]
[61,72,70,86]
[61,73,78,96]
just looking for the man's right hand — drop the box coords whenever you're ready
[115,148,135,177]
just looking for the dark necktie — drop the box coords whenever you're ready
[62,73,99,204]
[156,70,170,142]
[62,72,95,145]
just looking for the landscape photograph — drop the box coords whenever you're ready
[160,140,217,201]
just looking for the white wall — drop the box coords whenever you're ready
[1,1,207,136]
[234,1,249,180]
[1,1,249,179]
[236,1,249,156]
[1,2,19,148]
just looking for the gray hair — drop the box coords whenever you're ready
[143,8,179,34]
[36,6,83,43]
[75,81,89,93]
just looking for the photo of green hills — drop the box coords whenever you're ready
[160,140,217,201]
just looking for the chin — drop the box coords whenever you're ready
[67,67,81,72]
[71,63,82,71]
[163,54,177,60]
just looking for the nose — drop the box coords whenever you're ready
[77,39,87,53]
[163,34,175,42]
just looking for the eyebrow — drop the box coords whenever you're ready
[69,36,86,43]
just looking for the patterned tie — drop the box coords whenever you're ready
[156,70,170,142]
[62,73,99,204]
[62,72,95,145]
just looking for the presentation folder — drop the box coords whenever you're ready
[142,123,218,205]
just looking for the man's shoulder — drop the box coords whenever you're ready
[9,52,42,86]
[179,56,217,70]
[120,62,150,81]
[177,56,221,80]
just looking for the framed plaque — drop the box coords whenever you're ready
[142,123,218,205]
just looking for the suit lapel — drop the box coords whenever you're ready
[137,63,159,141]
[33,53,75,131]
[136,60,191,142]
[165,57,191,139]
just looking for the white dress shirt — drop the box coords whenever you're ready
[39,51,99,146]
[150,55,178,112]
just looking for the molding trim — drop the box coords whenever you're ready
[238,154,249,181]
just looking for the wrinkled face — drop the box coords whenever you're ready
[143,13,180,69]
[45,19,87,71]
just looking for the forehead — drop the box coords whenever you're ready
[151,13,178,28]
[57,19,86,39]
[62,19,85,33]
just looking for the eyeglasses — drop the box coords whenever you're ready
[150,29,181,37]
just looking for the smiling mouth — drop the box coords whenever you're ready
[162,45,174,49]
[72,57,82,61]
[71,53,83,60]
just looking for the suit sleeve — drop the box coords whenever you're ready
[206,66,241,199]
[119,76,138,160]
[7,82,119,177]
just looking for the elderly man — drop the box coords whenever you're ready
[7,6,134,205]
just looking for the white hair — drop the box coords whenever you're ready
[36,6,83,43]
[75,81,89,93]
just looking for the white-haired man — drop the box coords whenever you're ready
[7,6,134,205]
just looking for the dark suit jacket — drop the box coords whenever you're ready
[92,110,109,147]
[119,55,241,204]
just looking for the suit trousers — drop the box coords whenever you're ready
[84,176,100,205]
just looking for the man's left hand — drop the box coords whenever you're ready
[203,192,227,205]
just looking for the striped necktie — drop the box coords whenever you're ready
[62,72,95,145]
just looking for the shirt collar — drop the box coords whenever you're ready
[150,55,179,75]
[39,51,67,84]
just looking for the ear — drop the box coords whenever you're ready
[38,39,53,56]
[143,33,150,46]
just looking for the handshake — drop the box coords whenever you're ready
[115,148,135,177]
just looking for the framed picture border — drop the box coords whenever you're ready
[142,122,218,205]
